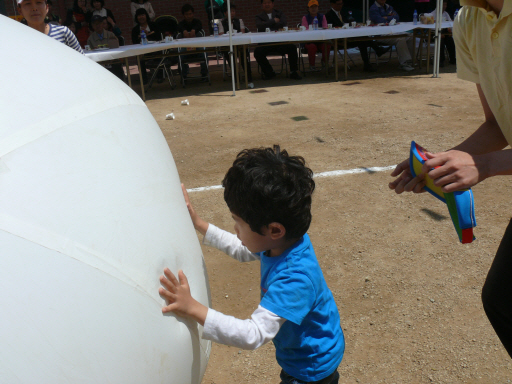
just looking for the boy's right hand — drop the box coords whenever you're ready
[388,159,426,194]
[182,184,209,236]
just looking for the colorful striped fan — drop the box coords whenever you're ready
[409,141,476,244]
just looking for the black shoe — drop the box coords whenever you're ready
[290,71,302,80]
[263,71,276,80]
[375,46,391,57]
[364,64,377,72]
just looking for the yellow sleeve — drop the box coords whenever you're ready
[453,7,480,84]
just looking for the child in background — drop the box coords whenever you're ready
[159,146,345,384]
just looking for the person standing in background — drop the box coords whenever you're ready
[131,0,155,22]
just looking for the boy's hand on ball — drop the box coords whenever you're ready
[181,184,209,236]
[159,268,208,326]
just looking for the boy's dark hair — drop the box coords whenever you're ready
[134,8,150,24]
[182,4,194,15]
[223,2,235,13]
[261,0,274,3]
[223,146,315,240]
[329,0,338,3]
[92,0,105,7]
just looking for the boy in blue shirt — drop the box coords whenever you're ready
[159,146,345,383]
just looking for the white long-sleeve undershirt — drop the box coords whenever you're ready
[201,224,286,350]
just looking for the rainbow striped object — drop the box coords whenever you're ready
[409,141,476,244]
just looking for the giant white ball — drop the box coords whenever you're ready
[0,15,211,384]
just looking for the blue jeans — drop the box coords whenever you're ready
[279,369,339,384]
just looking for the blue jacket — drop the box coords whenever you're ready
[369,2,399,24]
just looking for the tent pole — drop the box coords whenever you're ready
[227,1,236,96]
[432,0,442,77]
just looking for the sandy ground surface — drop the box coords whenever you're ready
[140,56,512,383]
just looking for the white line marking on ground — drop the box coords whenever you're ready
[186,165,397,193]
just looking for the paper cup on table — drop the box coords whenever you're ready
[308,24,313,30]
[84,45,91,51]
[327,24,333,29]
[299,26,306,31]
[265,27,270,33]
[351,21,356,28]
[283,26,288,31]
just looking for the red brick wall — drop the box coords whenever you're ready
[6,0,371,45]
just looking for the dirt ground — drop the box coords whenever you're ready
[142,58,512,383]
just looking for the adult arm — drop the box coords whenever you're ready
[369,6,386,24]
[388,5,399,22]
[63,26,84,53]
[422,85,512,192]
[256,12,275,32]
[146,3,156,20]
[107,31,119,48]
[204,224,260,262]
[321,15,328,29]
[301,15,308,28]
[276,10,287,28]
[107,8,116,24]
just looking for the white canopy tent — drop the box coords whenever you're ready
[210,0,236,96]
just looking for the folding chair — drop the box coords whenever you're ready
[368,43,396,65]
[177,30,211,87]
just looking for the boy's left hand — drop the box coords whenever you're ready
[159,268,208,326]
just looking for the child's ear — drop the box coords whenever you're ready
[266,222,286,240]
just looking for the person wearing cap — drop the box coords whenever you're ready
[254,0,302,80]
[87,15,118,50]
[301,0,330,71]
[87,16,124,80]
[17,0,83,53]
[389,0,512,359]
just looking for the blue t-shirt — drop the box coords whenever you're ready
[259,234,345,382]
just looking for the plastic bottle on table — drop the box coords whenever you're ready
[313,16,318,30]
[347,11,355,23]
[214,22,219,37]
[140,29,148,45]
[413,9,418,25]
